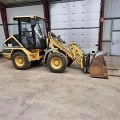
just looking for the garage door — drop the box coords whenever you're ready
[6,5,44,36]
[50,0,101,54]
[0,16,5,52]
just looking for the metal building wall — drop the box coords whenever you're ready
[50,0,101,54]
[103,0,120,55]
[102,20,112,55]
[113,19,120,30]
[0,16,5,52]
[6,5,44,36]
[104,0,120,18]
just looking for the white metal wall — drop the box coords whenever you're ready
[113,19,120,30]
[6,5,44,36]
[103,0,120,55]
[104,0,120,18]
[111,19,120,55]
[50,0,101,54]
[0,15,5,52]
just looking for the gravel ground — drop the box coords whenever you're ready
[0,57,120,120]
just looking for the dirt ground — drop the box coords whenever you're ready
[0,56,120,120]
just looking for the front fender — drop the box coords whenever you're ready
[44,48,58,64]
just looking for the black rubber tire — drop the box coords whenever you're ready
[67,57,73,66]
[31,58,43,65]
[83,63,88,73]
[47,52,68,73]
[12,51,30,70]
[83,55,90,73]
[58,50,73,66]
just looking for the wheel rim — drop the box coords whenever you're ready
[15,56,24,67]
[51,57,62,69]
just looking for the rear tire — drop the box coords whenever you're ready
[47,52,68,73]
[12,51,30,70]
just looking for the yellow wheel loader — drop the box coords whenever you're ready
[2,15,108,79]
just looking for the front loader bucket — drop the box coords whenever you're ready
[89,51,108,79]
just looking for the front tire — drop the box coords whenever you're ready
[67,57,73,66]
[47,52,68,73]
[83,54,90,73]
[12,51,30,70]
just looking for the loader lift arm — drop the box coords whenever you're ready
[46,32,90,73]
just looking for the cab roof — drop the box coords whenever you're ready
[13,15,45,20]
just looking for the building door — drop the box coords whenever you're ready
[50,0,101,54]
[111,19,120,55]
[111,32,120,55]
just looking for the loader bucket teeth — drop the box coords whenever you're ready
[89,51,108,79]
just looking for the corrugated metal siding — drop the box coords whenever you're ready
[0,17,2,24]
[113,19,120,30]
[102,20,112,55]
[111,31,120,55]
[0,26,5,51]
[0,15,5,52]
[104,0,120,18]
[103,0,120,55]
[103,20,112,41]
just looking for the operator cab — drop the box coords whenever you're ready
[13,15,47,49]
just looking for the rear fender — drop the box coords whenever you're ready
[11,48,40,62]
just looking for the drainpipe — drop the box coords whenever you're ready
[0,2,9,39]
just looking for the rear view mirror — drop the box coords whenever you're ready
[31,19,36,26]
